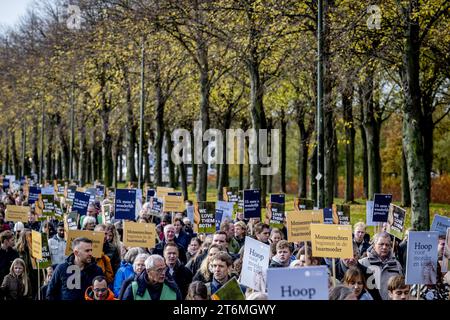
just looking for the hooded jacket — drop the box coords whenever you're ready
[122,269,182,300]
[359,247,403,300]
[113,261,135,297]
[84,286,116,300]
[46,254,104,300]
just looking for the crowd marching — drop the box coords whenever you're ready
[0,182,449,301]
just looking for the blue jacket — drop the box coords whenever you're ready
[113,261,135,297]
[46,254,104,300]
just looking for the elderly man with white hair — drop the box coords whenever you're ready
[121,254,182,300]
[150,224,187,265]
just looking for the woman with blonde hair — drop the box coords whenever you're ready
[0,258,32,300]
[192,244,222,283]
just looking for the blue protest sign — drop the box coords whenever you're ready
[72,191,90,216]
[95,185,105,198]
[372,194,392,222]
[28,186,41,205]
[406,231,439,285]
[243,189,261,219]
[323,208,333,224]
[270,194,285,205]
[365,201,377,226]
[115,189,137,220]
[146,189,155,201]
[2,179,10,189]
[186,205,194,224]
[267,266,329,300]
[430,215,450,236]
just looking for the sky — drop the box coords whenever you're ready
[0,0,35,29]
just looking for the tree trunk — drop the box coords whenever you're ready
[78,118,86,186]
[154,83,165,187]
[11,131,19,177]
[191,139,197,192]
[45,127,53,181]
[165,130,176,188]
[401,0,429,230]
[179,163,188,201]
[401,146,411,207]
[218,112,232,201]
[56,152,62,180]
[280,113,287,193]
[358,89,369,199]
[3,131,10,174]
[125,78,137,183]
[101,91,113,187]
[309,146,317,202]
[343,87,355,202]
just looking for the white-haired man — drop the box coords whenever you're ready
[150,224,187,264]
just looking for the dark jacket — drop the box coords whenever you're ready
[122,270,182,300]
[103,242,121,274]
[353,237,371,257]
[166,261,193,298]
[151,241,187,265]
[269,257,288,268]
[25,221,41,232]
[46,254,104,300]
[234,236,245,249]
[186,251,207,275]
[0,247,19,284]
[118,274,137,300]
[0,273,32,300]
[174,230,191,251]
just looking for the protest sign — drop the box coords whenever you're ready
[294,198,314,211]
[64,212,79,233]
[34,194,44,216]
[114,189,137,220]
[2,178,10,190]
[406,231,439,285]
[41,187,55,216]
[156,187,174,198]
[332,204,351,225]
[150,197,163,217]
[65,230,105,258]
[135,189,143,218]
[372,194,392,222]
[66,185,77,205]
[386,204,406,240]
[85,188,97,204]
[286,210,324,242]
[195,202,216,234]
[223,187,240,203]
[365,201,377,226]
[310,224,353,259]
[5,205,29,223]
[186,205,194,224]
[96,185,105,199]
[243,189,261,219]
[442,228,450,273]
[72,191,90,216]
[53,198,64,218]
[211,277,245,300]
[123,221,156,248]
[5,175,15,183]
[430,214,450,236]
[31,230,43,260]
[216,201,234,224]
[267,266,329,300]
[268,202,285,229]
[101,204,112,225]
[323,208,333,224]
[146,188,155,201]
[163,195,184,212]
[32,233,52,269]
[239,236,270,291]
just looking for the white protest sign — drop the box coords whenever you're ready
[239,236,270,291]
[406,231,439,285]
[267,266,329,300]
[216,201,234,224]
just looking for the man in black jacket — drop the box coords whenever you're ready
[0,230,18,284]
[46,237,103,300]
[151,224,187,264]
[163,242,192,298]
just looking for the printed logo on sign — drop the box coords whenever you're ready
[66,265,81,290]
[67,5,81,30]
[367,5,382,30]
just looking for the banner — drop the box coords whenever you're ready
[114,189,137,220]
[310,224,353,259]
[72,191,90,216]
[365,201,377,226]
[31,230,43,260]
[294,198,314,211]
[5,205,29,223]
[146,188,155,201]
[65,230,105,258]
[123,221,156,248]
[195,202,216,234]
[163,195,184,212]
[286,210,324,242]
[332,204,351,225]
[267,266,329,300]
[239,236,270,291]
[386,204,406,240]
[372,194,392,222]
[243,189,261,219]
[323,208,333,224]
[430,214,450,236]
[405,231,439,285]
[211,277,245,300]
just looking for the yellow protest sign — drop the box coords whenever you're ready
[34,194,44,216]
[286,210,324,242]
[5,205,29,223]
[156,187,174,198]
[310,224,353,259]
[123,221,156,248]
[163,195,184,212]
[31,230,43,260]
[65,230,105,258]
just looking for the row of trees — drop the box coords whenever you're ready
[0,0,448,230]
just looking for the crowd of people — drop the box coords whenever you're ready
[0,185,449,301]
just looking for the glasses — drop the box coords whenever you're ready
[93,288,107,293]
[149,267,167,274]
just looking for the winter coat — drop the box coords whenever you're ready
[96,254,114,284]
[103,242,121,274]
[166,261,193,298]
[0,273,32,300]
[359,247,403,300]
[174,230,192,251]
[151,241,187,265]
[84,286,116,300]
[122,269,182,300]
[46,254,104,300]
[113,261,135,297]
[269,256,289,268]
[48,235,67,266]
[0,247,19,284]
